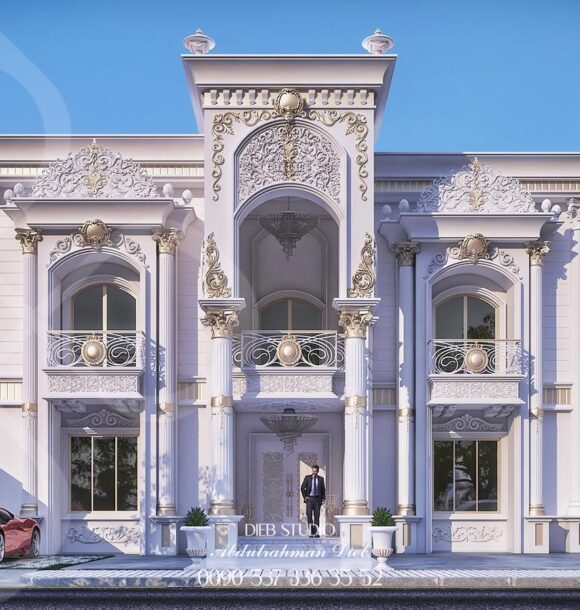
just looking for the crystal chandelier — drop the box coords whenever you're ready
[260,408,318,454]
[259,203,318,259]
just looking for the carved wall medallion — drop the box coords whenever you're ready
[417,158,537,214]
[237,124,341,205]
[81,337,107,366]
[274,89,304,121]
[31,140,159,199]
[458,233,490,262]
[347,232,375,298]
[78,219,111,248]
[202,232,232,298]
[276,335,302,367]
[212,109,369,201]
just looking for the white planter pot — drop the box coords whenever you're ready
[180,525,213,560]
[370,525,397,566]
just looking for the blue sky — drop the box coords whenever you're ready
[0,0,579,152]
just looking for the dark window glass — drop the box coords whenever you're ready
[436,296,464,339]
[454,441,477,511]
[73,286,103,330]
[117,437,138,511]
[107,287,136,330]
[260,301,288,330]
[70,437,92,511]
[478,441,498,511]
[433,441,454,511]
[92,437,116,511]
[291,300,321,330]
[467,298,495,339]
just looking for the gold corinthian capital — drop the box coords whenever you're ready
[338,309,374,339]
[201,309,239,338]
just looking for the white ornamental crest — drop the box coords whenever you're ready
[237,124,341,205]
[416,158,536,214]
[31,140,159,199]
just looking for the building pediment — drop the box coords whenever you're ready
[30,140,159,199]
[416,158,537,214]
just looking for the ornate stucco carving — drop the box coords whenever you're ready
[416,158,537,214]
[432,524,503,543]
[152,229,183,255]
[430,380,520,401]
[15,228,42,254]
[66,408,139,429]
[201,310,239,338]
[525,240,550,266]
[394,241,421,266]
[234,373,335,395]
[432,413,505,433]
[338,310,374,339]
[238,123,341,205]
[212,109,369,201]
[31,140,159,199]
[48,374,140,393]
[65,525,141,545]
[347,233,375,298]
[47,229,148,268]
[202,232,232,298]
[423,245,521,280]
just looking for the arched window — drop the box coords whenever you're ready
[435,295,496,340]
[259,298,321,331]
[73,285,136,332]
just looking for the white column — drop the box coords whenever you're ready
[201,307,239,515]
[395,242,420,516]
[526,240,550,517]
[338,307,374,515]
[153,229,182,516]
[15,229,42,517]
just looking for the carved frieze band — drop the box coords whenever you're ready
[47,374,140,393]
[211,108,369,201]
[203,88,374,108]
[348,232,375,297]
[202,232,232,298]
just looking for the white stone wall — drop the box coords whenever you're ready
[0,408,23,514]
[0,211,22,378]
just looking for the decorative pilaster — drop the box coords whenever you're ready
[395,242,420,516]
[200,299,245,515]
[15,229,42,516]
[335,300,379,516]
[153,229,183,516]
[526,240,550,516]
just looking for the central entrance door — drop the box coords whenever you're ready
[250,432,329,535]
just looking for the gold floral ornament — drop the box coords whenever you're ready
[347,232,375,298]
[78,219,111,248]
[458,233,490,262]
[202,232,232,298]
[274,89,304,121]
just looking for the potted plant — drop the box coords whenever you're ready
[370,507,396,567]
[180,507,213,560]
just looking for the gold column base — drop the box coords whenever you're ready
[396,504,416,516]
[342,500,369,516]
[157,504,176,516]
[529,504,545,516]
[209,500,236,515]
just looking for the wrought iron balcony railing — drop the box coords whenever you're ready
[428,339,523,375]
[47,331,143,368]
[232,331,345,369]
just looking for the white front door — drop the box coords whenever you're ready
[250,433,329,535]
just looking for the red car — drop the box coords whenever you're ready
[0,508,40,561]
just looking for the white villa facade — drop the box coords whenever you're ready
[1,33,580,557]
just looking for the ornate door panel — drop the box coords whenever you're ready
[250,433,329,535]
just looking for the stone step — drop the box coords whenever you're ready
[237,536,341,551]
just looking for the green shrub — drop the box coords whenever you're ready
[184,506,209,526]
[371,506,395,527]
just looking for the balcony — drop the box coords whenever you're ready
[45,331,144,398]
[427,339,524,407]
[231,331,345,410]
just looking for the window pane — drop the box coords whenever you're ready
[433,441,454,511]
[478,441,498,511]
[93,437,116,511]
[70,437,92,511]
[454,441,477,511]
[117,437,138,511]
[260,301,288,330]
[107,287,136,330]
[467,298,495,339]
[73,286,103,330]
[436,297,464,339]
[291,300,321,330]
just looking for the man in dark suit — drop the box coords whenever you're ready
[300,465,326,538]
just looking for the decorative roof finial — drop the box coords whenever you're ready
[183,28,216,54]
[362,28,395,54]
